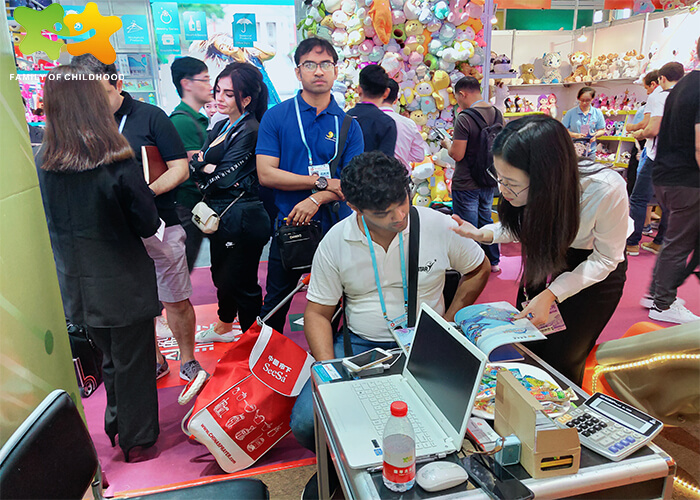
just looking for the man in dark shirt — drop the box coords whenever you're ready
[72,55,207,382]
[646,52,700,324]
[442,76,503,272]
[347,64,397,156]
[170,57,211,271]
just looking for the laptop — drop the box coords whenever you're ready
[317,303,488,469]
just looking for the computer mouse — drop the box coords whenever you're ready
[416,460,469,492]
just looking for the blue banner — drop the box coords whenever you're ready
[233,13,256,48]
[152,2,180,34]
[122,15,150,45]
[183,11,207,41]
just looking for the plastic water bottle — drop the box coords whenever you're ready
[382,401,416,492]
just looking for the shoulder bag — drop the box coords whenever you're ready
[275,114,354,272]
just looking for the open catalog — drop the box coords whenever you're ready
[392,301,546,362]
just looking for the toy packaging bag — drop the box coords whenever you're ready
[186,322,314,472]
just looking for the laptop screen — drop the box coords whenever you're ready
[406,310,483,432]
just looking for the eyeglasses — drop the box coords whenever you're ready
[187,78,211,84]
[297,61,335,72]
[487,167,529,198]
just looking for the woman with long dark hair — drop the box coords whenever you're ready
[191,62,271,342]
[36,65,161,460]
[452,115,630,384]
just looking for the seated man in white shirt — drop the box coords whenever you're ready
[289,151,490,453]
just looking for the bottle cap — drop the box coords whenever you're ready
[390,401,408,417]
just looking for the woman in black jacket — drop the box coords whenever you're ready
[191,63,270,341]
[36,65,161,461]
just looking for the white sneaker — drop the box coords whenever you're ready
[155,315,173,339]
[649,302,700,324]
[640,295,686,309]
[195,325,238,343]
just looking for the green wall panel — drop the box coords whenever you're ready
[0,16,83,446]
[506,9,594,30]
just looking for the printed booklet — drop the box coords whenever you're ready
[392,302,545,361]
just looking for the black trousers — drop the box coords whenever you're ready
[175,204,204,272]
[209,229,267,332]
[87,318,159,454]
[517,248,628,385]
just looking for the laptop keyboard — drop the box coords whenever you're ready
[352,379,437,450]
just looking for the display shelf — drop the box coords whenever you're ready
[28,121,45,126]
[602,110,638,115]
[596,160,629,168]
[505,78,638,88]
[17,70,49,75]
[503,111,545,118]
[599,136,636,142]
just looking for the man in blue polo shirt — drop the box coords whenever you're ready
[256,37,364,334]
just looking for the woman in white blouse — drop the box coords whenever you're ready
[452,115,630,384]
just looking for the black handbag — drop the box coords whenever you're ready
[275,221,322,272]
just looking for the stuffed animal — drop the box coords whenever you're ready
[622,50,644,78]
[541,52,563,83]
[519,63,539,84]
[590,54,609,81]
[411,159,435,205]
[369,0,392,44]
[565,51,591,82]
[447,0,470,26]
[431,70,457,109]
[492,54,514,74]
[537,94,550,115]
[430,165,450,202]
[415,80,437,114]
[504,97,516,113]
[606,53,621,79]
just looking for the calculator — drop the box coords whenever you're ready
[554,392,663,461]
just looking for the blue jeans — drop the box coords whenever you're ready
[627,152,665,246]
[289,332,398,452]
[452,188,500,265]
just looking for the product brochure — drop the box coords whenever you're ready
[391,302,545,361]
[454,301,546,354]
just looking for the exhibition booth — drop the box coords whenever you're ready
[1,0,699,497]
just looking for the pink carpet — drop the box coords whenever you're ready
[83,241,699,495]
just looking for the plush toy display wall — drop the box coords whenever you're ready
[298,0,489,139]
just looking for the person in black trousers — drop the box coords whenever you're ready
[190,63,271,342]
[36,65,161,461]
[452,116,629,384]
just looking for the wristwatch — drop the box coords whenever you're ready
[314,177,328,191]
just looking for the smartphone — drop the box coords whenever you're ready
[462,454,534,500]
[341,348,392,373]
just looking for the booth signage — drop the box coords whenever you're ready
[232,13,256,47]
[122,15,150,45]
[151,2,180,34]
[183,11,208,41]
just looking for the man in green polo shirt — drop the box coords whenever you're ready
[170,57,211,271]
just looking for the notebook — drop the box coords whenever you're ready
[317,303,488,469]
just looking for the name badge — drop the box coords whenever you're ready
[387,312,408,331]
[580,124,591,136]
[308,164,331,179]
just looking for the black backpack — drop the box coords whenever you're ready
[462,107,503,188]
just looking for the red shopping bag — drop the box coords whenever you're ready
[186,321,314,473]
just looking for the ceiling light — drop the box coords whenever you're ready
[577,29,587,42]
[491,15,498,24]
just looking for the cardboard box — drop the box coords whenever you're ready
[494,370,580,479]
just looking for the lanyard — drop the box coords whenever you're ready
[203,112,247,158]
[118,114,127,134]
[361,216,408,331]
[294,93,339,167]
[470,99,485,108]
